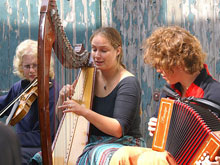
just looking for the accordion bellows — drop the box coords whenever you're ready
[152,98,220,164]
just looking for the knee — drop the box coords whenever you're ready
[110,147,130,165]
[114,146,131,155]
[137,151,176,165]
[110,146,147,165]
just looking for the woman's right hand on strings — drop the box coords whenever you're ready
[148,117,157,136]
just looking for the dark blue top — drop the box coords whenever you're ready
[0,79,59,147]
[90,76,142,138]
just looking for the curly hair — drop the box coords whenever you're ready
[143,26,206,74]
[13,39,55,79]
[90,27,125,68]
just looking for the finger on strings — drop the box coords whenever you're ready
[69,80,77,96]
[60,84,70,96]
[66,84,72,96]
[63,109,73,113]
[58,105,68,110]
[65,98,77,105]
[71,79,78,89]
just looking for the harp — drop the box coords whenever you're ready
[152,97,220,164]
[37,0,95,164]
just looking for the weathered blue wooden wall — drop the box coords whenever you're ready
[1,0,220,146]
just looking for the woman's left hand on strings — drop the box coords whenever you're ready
[57,80,78,106]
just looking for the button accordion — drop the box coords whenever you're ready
[152,97,220,164]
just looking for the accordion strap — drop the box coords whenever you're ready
[162,85,181,100]
[162,85,220,115]
[185,97,220,114]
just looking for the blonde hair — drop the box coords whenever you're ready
[143,26,206,74]
[90,27,126,68]
[13,39,55,79]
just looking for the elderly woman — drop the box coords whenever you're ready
[0,39,59,164]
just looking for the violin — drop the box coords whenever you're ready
[10,79,38,126]
[0,78,52,126]
[0,79,38,126]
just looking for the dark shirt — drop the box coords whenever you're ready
[90,76,142,138]
[0,79,59,147]
[154,64,220,117]
[0,123,21,165]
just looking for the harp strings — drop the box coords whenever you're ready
[52,18,89,162]
[65,68,87,162]
[53,54,88,163]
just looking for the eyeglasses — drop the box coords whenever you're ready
[23,64,38,70]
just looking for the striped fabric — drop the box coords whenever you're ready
[76,135,146,165]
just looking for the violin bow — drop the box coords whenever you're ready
[38,0,90,164]
[0,79,37,118]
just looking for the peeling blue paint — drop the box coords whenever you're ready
[132,55,137,70]
[125,35,129,47]
[133,15,138,26]
[216,59,220,74]
[206,30,212,44]
[125,12,130,30]
[219,2,220,18]
[154,72,166,89]
[158,0,167,25]
[141,68,152,112]
[102,1,110,25]
[142,84,152,111]
[188,0,195,34]
[143,5,148,28]
[75,1,86,45]
[87,0,101,50]
[135,38,138,48]
[112,0,121,32]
